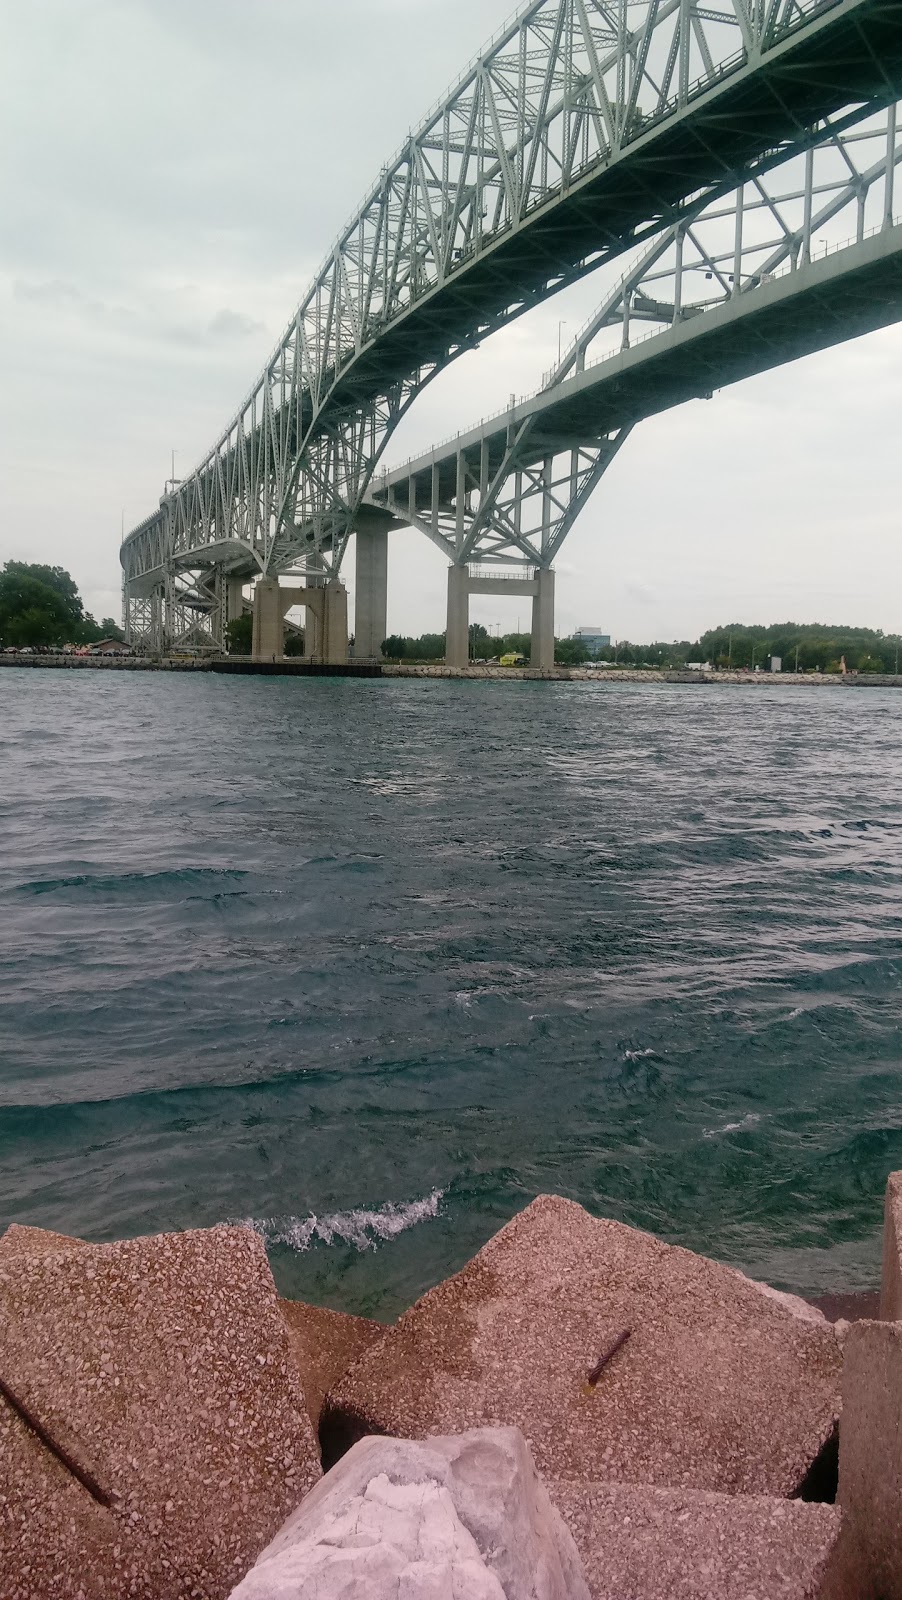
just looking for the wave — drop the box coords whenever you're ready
[246,1187,446,1253]
[703,1112,762,1139]
[17,867,249,897]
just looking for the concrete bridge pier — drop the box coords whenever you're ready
[530,569,555,672]
[251,576,349,663]
[252,578,283,660]
[445,565,555,670]
[226,577,245,623]
[316,581,349,664]
[446,565,470,669]
[353,527,389,660]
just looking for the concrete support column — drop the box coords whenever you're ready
[226,578,245,622]
[305,604,318,660]
[320,581,349,665]
[252,578,283,661]
[530,568,556,672]
[446,565,470,669]
[353,528,389,659]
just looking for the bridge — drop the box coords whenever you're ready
[121,0,902,664]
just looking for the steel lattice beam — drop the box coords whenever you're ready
[369,103,902,571]
[122,0,902,648]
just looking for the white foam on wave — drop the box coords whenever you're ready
[703,1112,762,1139]
[247,1187,446,1253]
[624,1048,656,1062]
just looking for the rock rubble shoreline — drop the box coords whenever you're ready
[1,1178,901,1598]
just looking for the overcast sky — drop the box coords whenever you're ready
[2,0,901,643]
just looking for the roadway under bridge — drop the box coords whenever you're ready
[121,0,902,664]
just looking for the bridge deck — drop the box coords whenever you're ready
[327,0,902,410]
[373,221,902,512]
[121,0,902,574]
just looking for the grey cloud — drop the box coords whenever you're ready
[207,308,265,340]
[623,582,659,606]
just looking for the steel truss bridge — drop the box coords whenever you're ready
[121,0,902,664]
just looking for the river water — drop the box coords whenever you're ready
[1,670,901,1317]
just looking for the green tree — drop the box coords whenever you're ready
[700,620,900,673]
[3,563,84,627]
[382,634,406,659]
[555,637,590,664]
[0,569,75,647]
[0,562,126,648]
[225,614,253,654]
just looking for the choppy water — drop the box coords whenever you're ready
[2,671,901,1317]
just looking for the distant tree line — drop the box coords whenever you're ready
[698,622,902,673]
[382,625,563,663]
[382,620,902,670]
[0,562,123,649]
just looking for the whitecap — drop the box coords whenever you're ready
[624,1048,656,1062]
[703,1112,762,1139]
[245,1186,446,1253]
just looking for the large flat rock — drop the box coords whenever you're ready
[327,1195,841,1495]
[279,1298,385,1428]
[229,1426,590,1600]
[0,1225,321,1599]
[550,1480,843,1600]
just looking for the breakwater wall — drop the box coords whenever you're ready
[3,652,902,686]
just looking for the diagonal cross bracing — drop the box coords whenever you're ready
[122,0,902,647]
[369,102,902,573]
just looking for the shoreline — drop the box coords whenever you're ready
[4,652,902,687]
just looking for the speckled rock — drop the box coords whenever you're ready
[550,1480,843,1599]
[279,1297,385,1427]
[0,1223,89,1259]
[880,1169,902,1319]
[327,1196,842,1496]
[229,1426,590,1600]
[836,1320,902,1599]
[0,1225,321,1599]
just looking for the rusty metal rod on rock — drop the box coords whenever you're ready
[587,1327,632,1387]
[0,1371,113,1508]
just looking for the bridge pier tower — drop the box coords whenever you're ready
[252,576,349,663]
[445,565,555,671]
[353,526,389,660]
[531,568,555,673]
[252,578,284,660]
[316,581,349,664]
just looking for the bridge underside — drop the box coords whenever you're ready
[330,0,902,411]
[120,0,902,661]
[377,223,902,520]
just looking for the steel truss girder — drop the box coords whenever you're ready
[121,0,902,604]
[370,98,902,569]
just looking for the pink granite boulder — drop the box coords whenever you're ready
[326,1195,841,1496]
